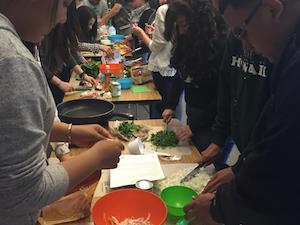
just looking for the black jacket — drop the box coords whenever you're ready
[211,23,300,225]
[211,34,272,173]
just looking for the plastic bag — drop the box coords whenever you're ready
[130,64,152,84]
[38,172,99,225]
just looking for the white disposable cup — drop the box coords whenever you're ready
[128,137,144,155]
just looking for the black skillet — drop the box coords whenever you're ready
[57,98,134,127]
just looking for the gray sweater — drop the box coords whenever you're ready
[0,14,69,225]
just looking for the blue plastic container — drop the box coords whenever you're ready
[108,34,125,42]
[117,77,132,89]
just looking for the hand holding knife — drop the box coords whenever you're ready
[180,162,206,183]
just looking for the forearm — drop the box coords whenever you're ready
[50,121,70,143]
[136,30,152,48]
[60,147,101,190]
[102,4,122,23]
[78,42,100,52]
[50,75,62,86]
[72,64,84,75]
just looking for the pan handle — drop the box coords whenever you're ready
[110,112,135,120]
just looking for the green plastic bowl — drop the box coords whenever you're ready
[160,186,198,217]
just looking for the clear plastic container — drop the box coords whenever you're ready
[108,20,116,35]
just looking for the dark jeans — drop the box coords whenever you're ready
[186,105,213,151]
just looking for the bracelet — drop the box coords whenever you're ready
[79,72,86,79]
[67,123,72,144]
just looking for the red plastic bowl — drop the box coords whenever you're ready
[92,189,167,225]
[99,64,125,76]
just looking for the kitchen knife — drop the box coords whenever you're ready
[180,162,205,183]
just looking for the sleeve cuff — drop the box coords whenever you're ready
[211,133,227,148]
[210,193,224,223]
[148,40,153,51]
[231,160,242,175]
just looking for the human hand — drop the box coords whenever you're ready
[145,23,155,38]
[60,153,73,162]
[184,193,218,225]
[100,45,113,56]
[200,143,222,166]
[58,81,74,92]
[71,124,113,147]
[98,17,106,26]
[162,108,174,124]
[132,23,144,37]
[93,139,124,169]
[176,125,192,141]
[83,74,97,86]
[82,58,92,64]
[202,167,235,193]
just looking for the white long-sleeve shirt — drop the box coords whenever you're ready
[148,4,176,77]
[0,14,69,225]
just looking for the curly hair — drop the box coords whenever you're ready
[224,0,287,9]
[164,0,227,81]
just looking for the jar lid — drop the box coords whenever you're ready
[111,81,120,86]
[135,180,153,190]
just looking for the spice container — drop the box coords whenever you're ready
[103,65,111,91]
[135,179,153,192]
[110,81,121,97]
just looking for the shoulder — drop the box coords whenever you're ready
[0,29,33,62]
[100,0,108,5]
[155,4,168,22]
[0,30,48,91]
[82,0,91,6]
[157,4,168,14]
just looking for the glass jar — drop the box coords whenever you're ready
[110,81,121,97]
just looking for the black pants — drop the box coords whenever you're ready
[150,71,183,118]
[186,105,213,151]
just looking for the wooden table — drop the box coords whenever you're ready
[64,81,161,104]
[63,73,161,119]
[60,119,203,225]
[80,51,103,58]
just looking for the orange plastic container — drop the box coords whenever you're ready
[99,63,125,76]
[92,189,167,225]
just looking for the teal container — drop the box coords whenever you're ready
[160,186,198,218]
[117,77,132,89]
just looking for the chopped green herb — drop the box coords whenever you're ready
[117,121,141,139]
[150,130,178,148]
[80,60,101,79]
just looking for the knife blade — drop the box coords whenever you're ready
[180,163,205,183]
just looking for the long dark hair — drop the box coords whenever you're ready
[64,1,81,46]
[50,0,60,29]
[40,24,69,72]
[164,0,227,81]
[41,1,78,73]
[77,6,97,42]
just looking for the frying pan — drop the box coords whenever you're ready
[57,99,134,126]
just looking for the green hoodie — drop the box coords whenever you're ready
[211,33,272,173]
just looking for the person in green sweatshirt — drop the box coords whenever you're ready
[200,33,272,193]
